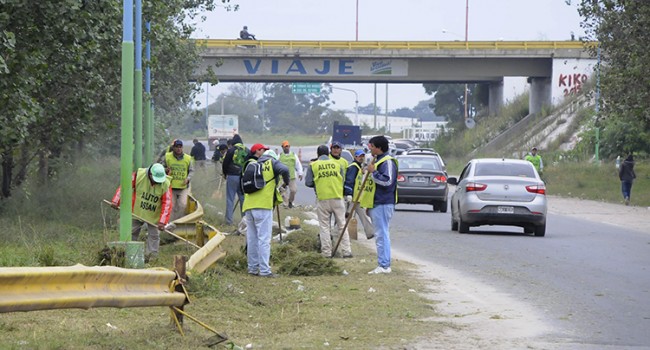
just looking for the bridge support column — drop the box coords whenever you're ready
[488,80,504,115]
[528,77,552,115]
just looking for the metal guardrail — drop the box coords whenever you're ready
[197,39,597,51]
[0,264,186,313]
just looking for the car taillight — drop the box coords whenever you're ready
[432,175,447,183]
[465,182,487,192]
[397,174,406,182]
[526,184,546,195]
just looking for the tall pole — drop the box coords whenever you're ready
[144,21,152,165]
[332,86,359,126]
[355,0,359,41]
[595,46,601,162]
[119,0,135,242]
[385,84,388,131]
[463,0,469,121]
[134,0,143,168]
[373,84,377,130]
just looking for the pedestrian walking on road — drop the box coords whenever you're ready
[366,136,398,274]
[344,149,375,239]
[279,140,303,208]
[619,153,636,206]
[242,143,289,278]
[111,163,172,259]
[305,145,353,258]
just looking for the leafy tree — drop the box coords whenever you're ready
[423,83,489,127]
[358,103,381,115]
[578,0,650,155]
[0,0,224,197]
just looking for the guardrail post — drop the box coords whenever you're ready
[172,255,187,328]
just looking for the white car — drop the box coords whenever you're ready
[447,158,547,236]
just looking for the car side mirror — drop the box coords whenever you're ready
[446,177,458,185]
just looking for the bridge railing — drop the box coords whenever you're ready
[197,39,596,51]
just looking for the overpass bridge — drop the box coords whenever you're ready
[196,40,598,115]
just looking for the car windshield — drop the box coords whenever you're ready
[399,157,442,171]
[474,162,536,178]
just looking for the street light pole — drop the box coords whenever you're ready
[464,0,469,121]
[332,86,359,126]
[355,0,359,41]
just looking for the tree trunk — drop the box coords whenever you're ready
[1,150,13,198]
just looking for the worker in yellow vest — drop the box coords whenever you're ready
[279,140,303,208]
[161,139,194,221]
[111,163,172,259]
[243,143,290,278]
[329,141,349,178]
[365,136,398,275]
[305,145,353,258]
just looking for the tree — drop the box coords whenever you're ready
[578,0,650,155]
[0,0,223,197]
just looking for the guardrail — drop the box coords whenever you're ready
[197,39,597,51]
[0,264,186,313]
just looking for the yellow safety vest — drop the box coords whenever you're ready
[165,153,192,189]
[133,168,171,223]
[312,158,343,200]
[359,155,398,209]
[279,152,297,179]
[242,159,278,212]
[330,155,348,179]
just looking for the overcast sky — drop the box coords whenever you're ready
[192,0,585,112]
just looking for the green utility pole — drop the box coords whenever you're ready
[144,22,153,165]
[119,0,135,242]
[134,0,143,168]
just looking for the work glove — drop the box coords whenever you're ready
[344,195,352,204]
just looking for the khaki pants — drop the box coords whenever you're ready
[353,205,374,239]
[281,178,298,205]
[316,198,351,257]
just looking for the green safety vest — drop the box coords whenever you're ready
[133,168,171,223]
[330,154,348,179]
[165,152,192,189]
[525,154,542,172]
[311,158,343,200]
[359,155,398,209]
[279,152,297,179]
[242,159,278,212]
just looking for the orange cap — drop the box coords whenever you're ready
[281,140,290,147]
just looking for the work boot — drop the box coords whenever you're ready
[288,202,294,208]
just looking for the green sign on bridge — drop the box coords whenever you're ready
[291,82,321,94]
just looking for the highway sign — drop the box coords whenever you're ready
[292,82,321,94]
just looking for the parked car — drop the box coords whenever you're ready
[393,139,419,155]
[447,158,547,236]
[395,154,448,212]
[405,148,446,172]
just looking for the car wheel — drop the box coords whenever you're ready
[458,215,470,233]
[451,214,458,231]
[524,225,534,234]
[534,223,546,237]
[439,200,448,213]
[432,203,439,212]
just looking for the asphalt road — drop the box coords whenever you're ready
[291,178,650,348]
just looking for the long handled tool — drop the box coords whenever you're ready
[331,161,373,257]
[102,199,200,250]
[275,205,283,243]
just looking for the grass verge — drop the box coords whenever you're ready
[0,158,446,349]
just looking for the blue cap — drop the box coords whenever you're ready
[354,149,365,157]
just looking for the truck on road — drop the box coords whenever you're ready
[207,115,238,150]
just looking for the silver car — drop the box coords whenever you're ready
[447,158,547,236]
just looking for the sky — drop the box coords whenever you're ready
[191,0,585,113]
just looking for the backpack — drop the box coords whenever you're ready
[240,159,267,194]
[232,143,249,168]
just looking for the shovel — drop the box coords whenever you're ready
[211,176,224,199]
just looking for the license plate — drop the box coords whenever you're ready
[497,206,514,214]
[411,177,427,183]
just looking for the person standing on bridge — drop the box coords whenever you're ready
[279,140,303,208]
[239,26,256,40]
